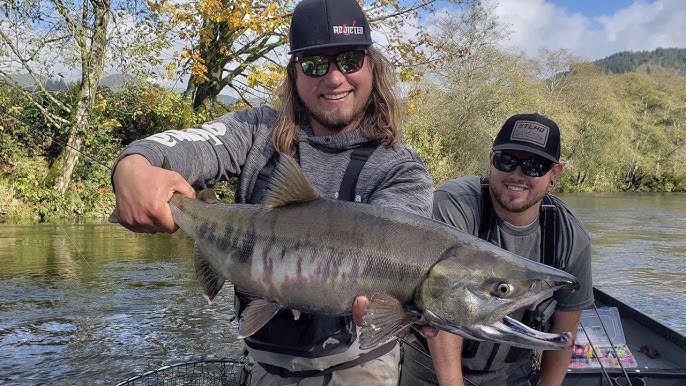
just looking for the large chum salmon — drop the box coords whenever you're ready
[165,154,578,350]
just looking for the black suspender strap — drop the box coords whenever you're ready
[479,177,494,240]
[479,177,558,266]
[248,141,380,205]
[540,195,557,267]
[337,141,380,202]
[258,340,397,379]
[247,153,279,204]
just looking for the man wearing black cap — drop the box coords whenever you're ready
[399,113,594,386]
[111,0,432,384]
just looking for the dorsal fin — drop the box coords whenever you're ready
[196,188,218,203]
[262,153,319,208]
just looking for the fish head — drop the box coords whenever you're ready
[417,242,579,349]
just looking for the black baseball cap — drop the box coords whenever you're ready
[289,0,373,54]
[492,113,561,163]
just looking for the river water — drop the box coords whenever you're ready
[1,193,684,385]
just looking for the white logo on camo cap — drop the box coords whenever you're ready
[510,120,550,148]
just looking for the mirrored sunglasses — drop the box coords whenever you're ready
[296,50,366,77]
[492,152,554,177]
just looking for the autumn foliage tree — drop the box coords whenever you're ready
[153,0,476,113]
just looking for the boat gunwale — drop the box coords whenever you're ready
[592,287,686,351]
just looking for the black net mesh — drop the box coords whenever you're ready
[116,359,253,386]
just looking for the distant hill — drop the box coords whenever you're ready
[3,73,243,107]
[217,94,238,105]
[100,74,139,90]
[594,47,686,75]
[2,73,69,91]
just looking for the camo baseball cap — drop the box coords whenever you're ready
[493,113,561,163]
[289,0,373,54]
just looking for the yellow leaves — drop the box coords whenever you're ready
[101,118,121,129]
[194,0,254,29]
[9,105,23,116]
[402,88,426,114]
[246,63,284,90]
[254,2,284,34]
[375,0,399,7]
[94,93,107,112]
[181,50,210,84]
[218,45,231,57]
[399,67,421,83]
[146,0,167,14]
[165,63,177,80]
[192,63,210,84]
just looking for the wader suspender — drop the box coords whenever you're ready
[337,141,379,202]
[476,178,558,372]
[247,141,380,205]
[247,155,278,204]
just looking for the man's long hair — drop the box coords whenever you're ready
[272,46,401,155]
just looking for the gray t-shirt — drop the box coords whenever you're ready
[431,175,594,375]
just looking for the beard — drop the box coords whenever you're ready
[306,102,367,131]
[490,183,542,213]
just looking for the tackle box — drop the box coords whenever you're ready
[568,307,637,369]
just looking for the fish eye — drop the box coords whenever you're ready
[495,282,515,298]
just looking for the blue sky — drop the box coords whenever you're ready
[481,0,686,60]
[546,0,636,18]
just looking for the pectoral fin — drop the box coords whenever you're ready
[193,246,225,304]
[237,299,282,338]
[359,294,419,349]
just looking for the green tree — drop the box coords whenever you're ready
[533,50,630,192]
[0,0,168,194]
[404,2,545,184]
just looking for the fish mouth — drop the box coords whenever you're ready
[456,276,578,350]
[460,316,573,350]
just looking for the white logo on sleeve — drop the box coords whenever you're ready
[146,122,228,147]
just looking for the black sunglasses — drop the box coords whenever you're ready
[295,50,366,77]
[492,152,554,177]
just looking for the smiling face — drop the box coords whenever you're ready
[488,150,564,226]
[294,47,373,136]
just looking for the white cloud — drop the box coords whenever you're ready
[492,0,686,60]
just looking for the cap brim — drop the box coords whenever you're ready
[289,42,372,54]
[493,144,559,163]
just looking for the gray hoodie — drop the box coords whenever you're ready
[114,105,433,372]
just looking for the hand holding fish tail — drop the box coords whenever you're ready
[112,154,196,234]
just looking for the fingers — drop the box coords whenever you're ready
[352,296,369,326]
[113,154,194,234]
[412,324,439,339]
